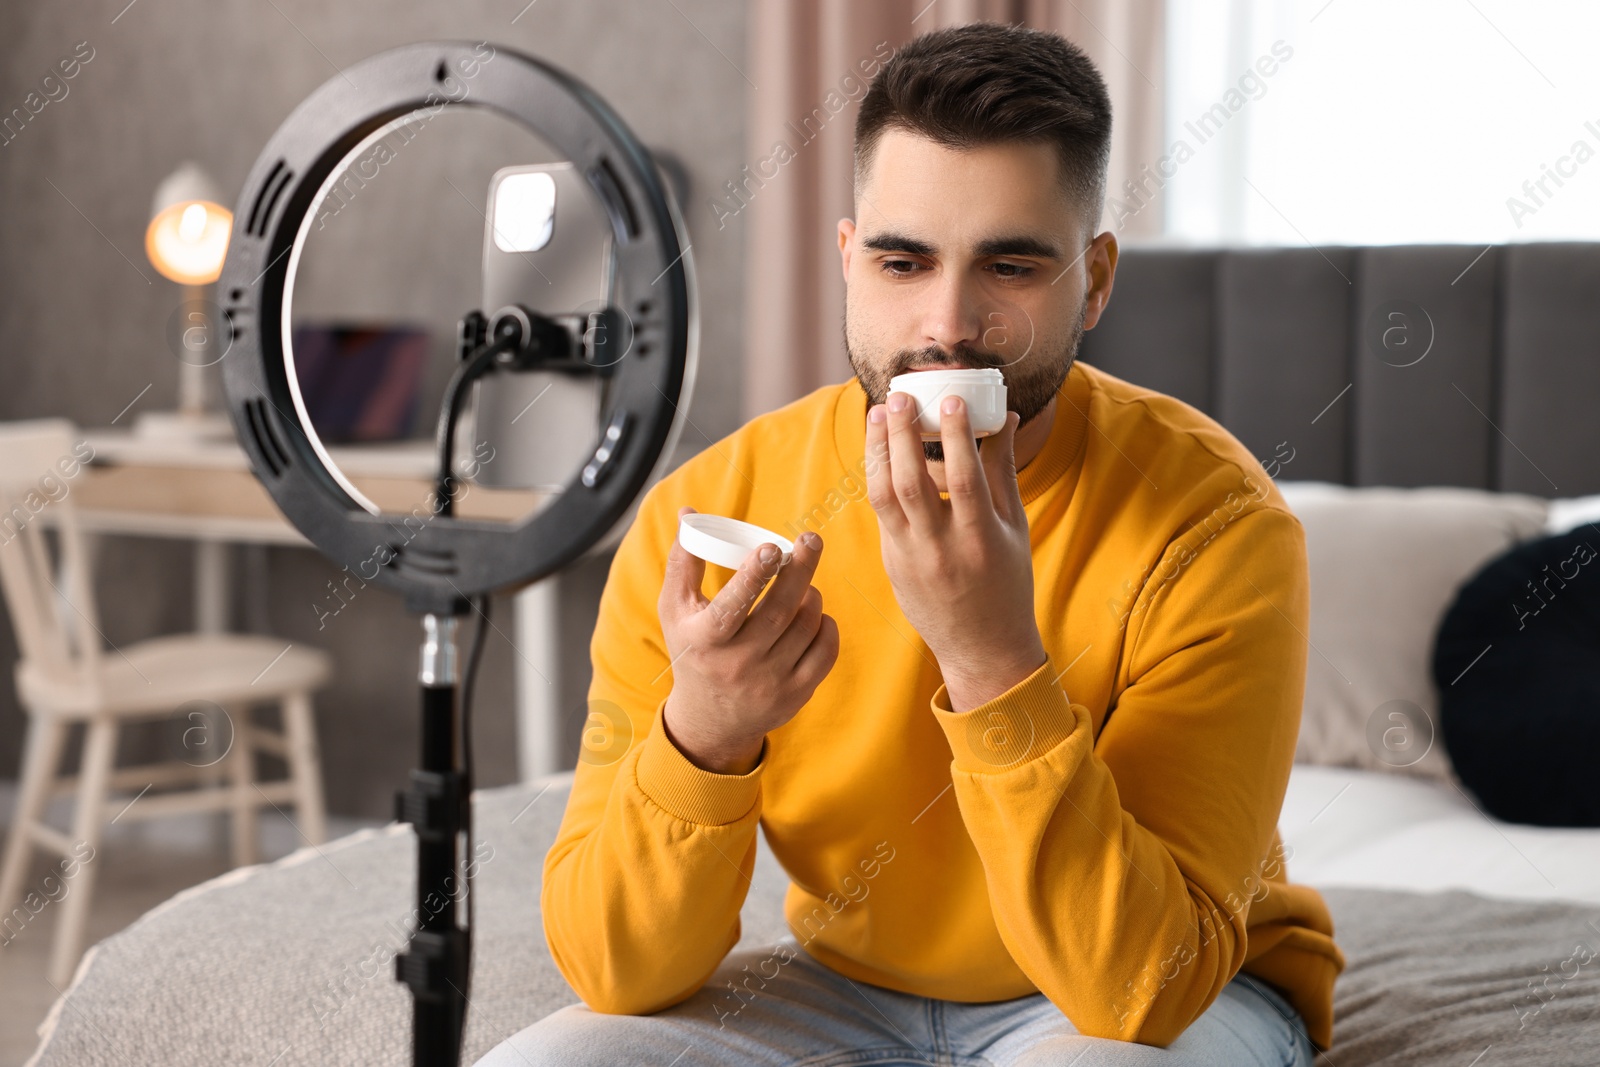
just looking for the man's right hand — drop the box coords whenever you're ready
[657,505,839,775]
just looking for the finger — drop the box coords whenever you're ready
[701,539,783,641]
[661,505,708,618]
[769,583,825,668]
[864,402,906,532]
[886,390,941,526]
[744,530,824,649]
[937,394,993,529]
[980,410,1024,524]
[791,613,841,692]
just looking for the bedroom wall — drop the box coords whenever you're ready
[0,0,750,816]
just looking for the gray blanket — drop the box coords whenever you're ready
[1314,885,1600,1065]
[27,776,1600,1065]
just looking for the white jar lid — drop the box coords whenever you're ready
[889,367,1003,387]
[677,513,794,571]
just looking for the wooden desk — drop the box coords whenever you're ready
[56,429,568,780]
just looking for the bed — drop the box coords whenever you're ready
[25,478,1600,1063]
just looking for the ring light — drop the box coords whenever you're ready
[218,39,697,616]
[214,40,699,1066]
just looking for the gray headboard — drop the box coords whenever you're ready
[1077,243,1600,496]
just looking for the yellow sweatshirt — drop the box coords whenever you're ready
[542,358,1346,1050]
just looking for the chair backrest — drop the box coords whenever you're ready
[0,418,103,691]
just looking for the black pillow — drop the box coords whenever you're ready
[1431,526,1600,827]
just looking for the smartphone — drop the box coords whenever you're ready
[467,162,615,491]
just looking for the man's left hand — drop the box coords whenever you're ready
[865,390,1048,712]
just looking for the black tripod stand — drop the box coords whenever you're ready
[393,600,483,1066]
[391,319,521,1065]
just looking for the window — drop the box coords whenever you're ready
[1162,0,1600,245]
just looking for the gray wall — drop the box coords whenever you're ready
[0,0,748,816]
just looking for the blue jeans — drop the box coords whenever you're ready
[473,934,1316,1066]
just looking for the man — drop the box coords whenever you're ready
[478,21,1344,1066]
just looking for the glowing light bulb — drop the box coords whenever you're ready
[146,200,232,285]
[146,163,232,284]
[178,202,209,243]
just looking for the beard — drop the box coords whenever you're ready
[845,298,1087,463]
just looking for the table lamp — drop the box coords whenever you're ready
[138,161,235,439]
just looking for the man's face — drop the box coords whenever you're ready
[839,128,1113,462]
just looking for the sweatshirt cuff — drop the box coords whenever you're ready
[634,698,766,825]
[930,655,1081,774]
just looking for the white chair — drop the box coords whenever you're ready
[0,418,333,985]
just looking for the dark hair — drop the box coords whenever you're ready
[854,22,1112,223]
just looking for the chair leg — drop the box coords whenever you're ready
[49,716,116,988]
[0,714,68,939]
[282,691,327,847]
[228,705,259,868]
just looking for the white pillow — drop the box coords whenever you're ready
[1275,481,1550,784]
[1545,493,1600,537]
